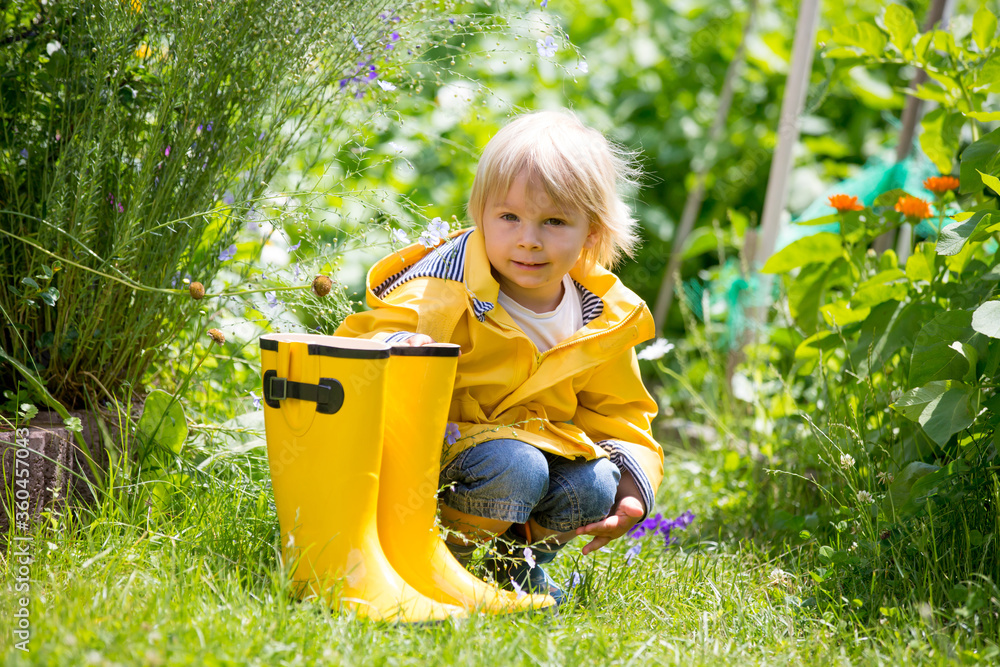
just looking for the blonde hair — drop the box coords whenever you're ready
[467,109,642,270]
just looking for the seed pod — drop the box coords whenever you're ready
[189,282,206,299]
[312,275,332,297]
[208,328,225,345]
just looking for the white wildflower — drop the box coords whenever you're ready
[536,35,557,57]
[840,453,855,469]
[857,490,874,505]
[637,338,674,361]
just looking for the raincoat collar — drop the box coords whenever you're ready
[369,227,645,330]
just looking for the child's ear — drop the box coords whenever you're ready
[584,224,599,249]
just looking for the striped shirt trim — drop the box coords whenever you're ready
[575,280,604,325]
[372,229,604,325]
[596,439,655,520]
[373,231,470,298]
[384,331,420,343]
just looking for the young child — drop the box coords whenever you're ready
[336,109,663,604]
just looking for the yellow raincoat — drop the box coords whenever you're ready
[336,228,663,511]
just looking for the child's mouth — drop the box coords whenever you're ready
[513,260,546,269]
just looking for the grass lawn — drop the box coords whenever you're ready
[4,434,996,667]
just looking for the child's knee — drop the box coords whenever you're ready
[438,439,550,519]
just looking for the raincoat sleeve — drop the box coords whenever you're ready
[334,279,460,344]
[574,348,663,517]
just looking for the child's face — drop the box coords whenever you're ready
[481,171,596,313]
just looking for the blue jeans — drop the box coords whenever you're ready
[439,439,621,533]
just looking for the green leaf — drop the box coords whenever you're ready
[818,545,835,563]
[920,108,963,174]
[960,127,1000,194]
[914,32,934,61]
[873,188,910,208]
[761,232,842,274]
[893,381,975,445]
[972,301,1000,338]
[20,276,40,290]
[794,330,841,361]
[884,5,918,54]
[849,300,903,378]
[937,211,992,256]
[39,287,60,307]
[974,6,998,52]
[137,390,188,457]
[831,23,888,56]
[894,381,950,422]
[64,416,83,433]
[908,310,981,387]
[788,258,850,333]
[905,249,933,282]
[976,55,1000,92]
[883,461,939,520]
[821,300,871,328]
[979,169,1000,195]
[964,110,1000,122]
[851,269,908,309]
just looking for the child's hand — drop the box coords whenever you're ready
[574,496,644,555]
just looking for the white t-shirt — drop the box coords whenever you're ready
[497,275,584,352]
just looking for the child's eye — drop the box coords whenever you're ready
[546,218,566,226]
[501,213,518,222]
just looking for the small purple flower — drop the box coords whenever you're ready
[627,510,695,547]
[541,0,548,6]
[625,544,641,564]
[523,547,535,569]
[293,263,301,279]
[352,35,363,52]
[444,422,461,445]
[197,124,203,133]
[247,219,260,233]
[164,145,171,157]
[250,391,262,410]
[391,31,400,41]
[510,577,525,599]
[365,65,379,81]
[266,291,280,309]
[206,122,213,131]
[117,202,124,213]
[222,191,235,205]
[258,132,265,141]
[218,244,237,262]
[448,18,455,25]
[19,149,28,158]
[288,241,301,252]
[536,36,557,57]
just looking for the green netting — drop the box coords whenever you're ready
[776,150,943,251]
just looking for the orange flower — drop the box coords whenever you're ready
[923,175,960,195]
[828,194,864,212]
[894,195,932,219]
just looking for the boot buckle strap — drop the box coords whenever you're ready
[263,370,344,414]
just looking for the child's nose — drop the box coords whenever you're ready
[517,225,542,248]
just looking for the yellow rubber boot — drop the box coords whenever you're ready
[377,344,556,613]
[259,333,463,622]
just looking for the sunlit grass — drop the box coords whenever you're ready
[4,442,998,666]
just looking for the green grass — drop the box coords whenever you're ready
[4,437,999,666]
